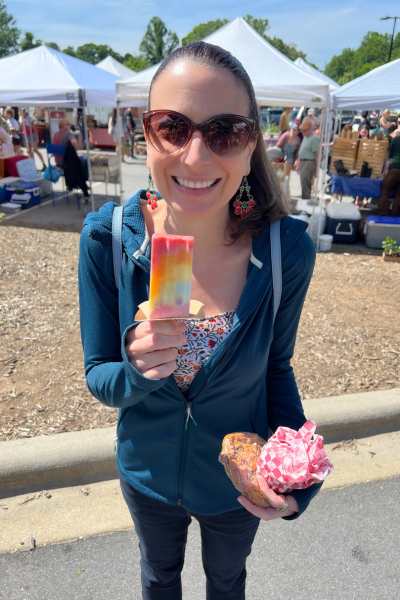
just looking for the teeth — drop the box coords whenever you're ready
[176,177,216,189]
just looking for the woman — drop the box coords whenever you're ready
[276,125,301,178]
[79,42,322,600]
[19,108,46,170]
[380,109,396,136]
[5,107,22,153]
[108,108,124,154]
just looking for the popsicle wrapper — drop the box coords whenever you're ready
[256,420,333,493]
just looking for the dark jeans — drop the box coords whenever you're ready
[380,168,400,216]
[120,476,260,600]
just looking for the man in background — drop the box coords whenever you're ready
[298,118,320,199]
[124,107,136,160]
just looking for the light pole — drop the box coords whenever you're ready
[380,16,399,63]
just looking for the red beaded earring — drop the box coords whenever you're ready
[146,171,158,210]
[233,176,255,218]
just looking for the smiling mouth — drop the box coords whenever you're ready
[173,176,219,189]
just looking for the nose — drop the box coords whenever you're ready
[181,130,213,168]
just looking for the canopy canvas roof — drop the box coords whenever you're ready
[116,17,330,108]
[0,45,118,107]
[332,57,400,110]
[294,58,339,92]
[96,56,136,79]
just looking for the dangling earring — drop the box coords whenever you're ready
[146,170,158,210]
[233,176,255,218]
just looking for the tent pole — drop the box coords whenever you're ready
[116,100,123,205]
[81,90,95,213]
[316,106,331,251]
[21,108,30,160]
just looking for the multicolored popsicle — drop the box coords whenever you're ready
[148,233,194,319]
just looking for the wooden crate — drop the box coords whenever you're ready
[356,139,389,179]
[329,138,359,173]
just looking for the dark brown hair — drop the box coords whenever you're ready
[149,42,289,241]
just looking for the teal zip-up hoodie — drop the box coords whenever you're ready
[79,191,322,517]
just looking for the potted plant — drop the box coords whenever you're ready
[382,236,400,263]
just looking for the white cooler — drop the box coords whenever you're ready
[326,202,361,244]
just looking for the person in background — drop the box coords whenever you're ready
[77,108,86,146]
[379,109,396,137]
[306,108,319,130]
[0,123,12,145]
[358,126,369,139]
[124,107,136,159]
[278,107,292,137]
[359,111,371,130]
[379,130,400,216]
[19,108,46,170]
[276,125,301,179]
[54,119,78,166]
[5,107,22,154]
[108,108,124,154]
[54,118,90,202]
[298,118,320,199]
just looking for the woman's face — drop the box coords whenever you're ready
[360,127,368,138]
[147,60,257,220]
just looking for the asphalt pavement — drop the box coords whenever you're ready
[1,477,398,600]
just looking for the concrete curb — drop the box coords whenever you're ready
[1,388,399,499]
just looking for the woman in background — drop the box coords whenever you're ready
[108,108,124,154]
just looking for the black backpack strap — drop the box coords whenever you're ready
[112,205,124,289]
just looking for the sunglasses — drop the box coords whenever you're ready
[142,110,257,160]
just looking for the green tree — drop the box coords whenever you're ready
[0,0,20,57]
[62,45,76,57]
[325,31,400,84]
[75,43,123,64]
[123,54,152,72]
[243,15,269,37]
[182,18,229,46]
[139,17,179,65]
[44,41,60,51]
[20,31,42,51]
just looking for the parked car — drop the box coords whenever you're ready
[259,109,271,128]
[264,107,283,125]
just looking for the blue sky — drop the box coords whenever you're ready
[8,0,400,69]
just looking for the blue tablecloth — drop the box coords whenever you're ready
[331,175,383,198]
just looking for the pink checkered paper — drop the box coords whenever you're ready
[257,420,333,494]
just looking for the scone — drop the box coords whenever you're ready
[219,432,270,508]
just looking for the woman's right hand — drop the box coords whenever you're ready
[125,320,187,379]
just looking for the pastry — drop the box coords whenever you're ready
[219,432,270,508]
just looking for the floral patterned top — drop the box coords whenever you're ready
[174,310,235,393]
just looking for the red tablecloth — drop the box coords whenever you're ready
[4,155,28,177]
[89,128,115,148]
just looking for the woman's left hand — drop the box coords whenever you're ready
[237,475,299,521]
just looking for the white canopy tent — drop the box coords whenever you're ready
[116,17,330,108]
[0,45,118,106]
[0,46,120,211]
[332,57,400,110]
[96,55,136,79]
[294,58,339,92]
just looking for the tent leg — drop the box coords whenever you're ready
[81,90,95,213]
[116,101,123,205]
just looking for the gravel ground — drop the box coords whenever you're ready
[1,225,399,442]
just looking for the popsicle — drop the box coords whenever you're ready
[148,233,194,319]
